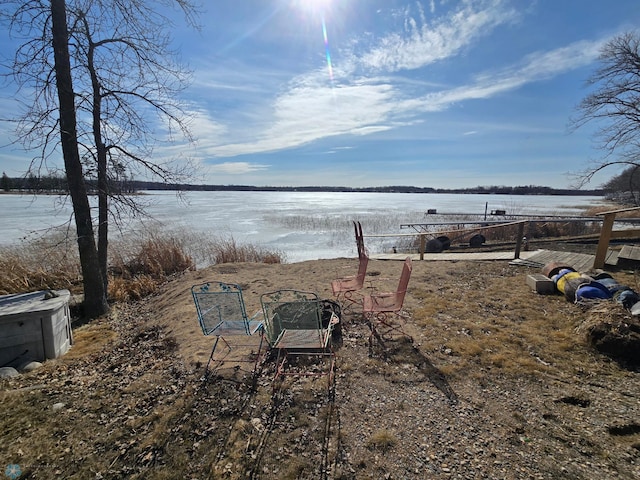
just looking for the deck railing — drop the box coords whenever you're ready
[364,212,640,266]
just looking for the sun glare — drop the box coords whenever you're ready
[291,0,340,83]
[293,0,333,16]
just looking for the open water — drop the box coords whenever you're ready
[0,191,608,262]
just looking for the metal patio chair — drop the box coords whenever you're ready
[331,252,369,309]
[260,289,339,387]
[331,221,369,309]
[362,257,413,351]
[191,281,264,379]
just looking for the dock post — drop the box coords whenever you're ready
[514,222,525,259]
[594,212,616,269]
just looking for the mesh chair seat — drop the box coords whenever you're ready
[191,281,264,378]
[261,289,338,388]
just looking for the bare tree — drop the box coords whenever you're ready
[51,0,108,317]
[69,0,197,289]
[572,31,640,200]
[1,0,198,315]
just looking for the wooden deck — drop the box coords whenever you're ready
[509,249,597,272]
[372,248,621,273]
[372,250,538,262]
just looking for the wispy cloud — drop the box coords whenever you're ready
[473,39,605,86]
[409,38,605,113]
[184,1,608,165]
[205,81,397,157]
[358,0,520,72]
[209,161,269,174]
[188,109,228,142]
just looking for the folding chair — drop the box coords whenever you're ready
[362,257,413,351]
[331,252,369,309]
[260,290,338,388]
[331,221,369,309]
[191,281,264,379]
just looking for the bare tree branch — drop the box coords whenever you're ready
[1,0,200,302]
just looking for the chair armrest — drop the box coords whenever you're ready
[322,313,340,347]
[248,321,264,335]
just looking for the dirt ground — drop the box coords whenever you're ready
[1,256,640,479]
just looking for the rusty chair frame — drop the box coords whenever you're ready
[362,257,413,352]
[331,221,369,310]
[331,252,369,310]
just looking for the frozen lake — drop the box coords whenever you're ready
[0,191,608,262]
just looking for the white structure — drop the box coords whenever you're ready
[0,289,73,367]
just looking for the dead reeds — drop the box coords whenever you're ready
[0,229,285,303]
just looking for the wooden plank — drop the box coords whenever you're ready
[509,249,600,273]
[618,245,640,261]
[372,250,542,262]
[605,249,619,266]
[595,206,640,216]
[610,229,640,239]
[372,248,624,274]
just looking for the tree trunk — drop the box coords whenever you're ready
[87,35,109,292]
[97,148,109,292]
[51,0,109,318]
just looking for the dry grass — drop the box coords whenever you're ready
[366,429,398,451]
[108,275,160,302]
[111,236,195,278]
[201,236,283,265]
[107,235,195,302]
[410,263,608,377]
[0,232,81,295]
[1,258,640,479]
[585,204,640,217]
[0,230,285,304]
[63,320,116,360]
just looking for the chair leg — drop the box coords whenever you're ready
[274,349,287,383]
[367,319,386,357]
[375,311,412,340]
[339,290,362,314]
[203,335,232,380]
[253,330,266,374]
[366,312,413,357]
[327,352,336,393]
[204,336,220,379]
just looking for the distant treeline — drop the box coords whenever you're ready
[153,183,604,196]
[0,173,136,194]
[0,174,605,196]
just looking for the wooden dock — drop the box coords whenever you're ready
[372,250,537,262]
[509,249,598,273]
[373,248,622,273]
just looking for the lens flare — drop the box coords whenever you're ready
[322,16,334,82]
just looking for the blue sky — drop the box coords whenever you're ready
[2,0,640,189]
